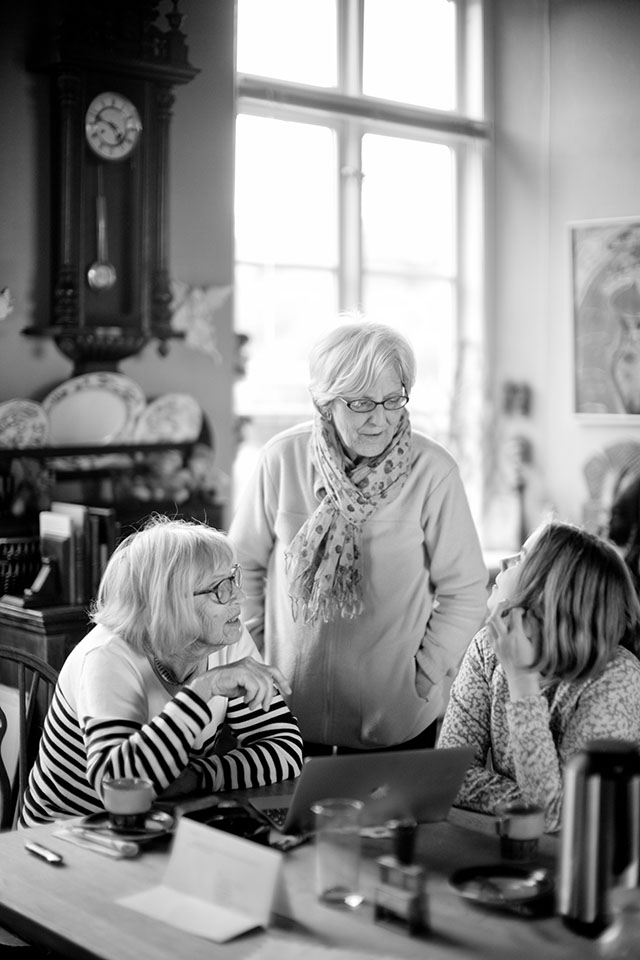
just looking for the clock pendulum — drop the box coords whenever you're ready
[87,164,117,292]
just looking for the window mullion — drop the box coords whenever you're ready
[339,0,364,95]
[338,1,364,312]
[338,122,362,311]
[458,0,486,120]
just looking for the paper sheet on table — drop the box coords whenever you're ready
[245,943,400,960]
[118,817,285,943]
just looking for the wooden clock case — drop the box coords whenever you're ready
[25,1,199,374]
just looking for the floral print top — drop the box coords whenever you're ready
[438,627,640,831]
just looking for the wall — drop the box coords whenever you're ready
[0,0,236,526]
[4,0,640,538]
[492,0,640,534]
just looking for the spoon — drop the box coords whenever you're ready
[87,165,117,292]
[474,868,550,903]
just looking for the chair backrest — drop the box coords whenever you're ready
[0,645,58,830]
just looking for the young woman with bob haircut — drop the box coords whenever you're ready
[20,517,303,826]
[438,519,640,831]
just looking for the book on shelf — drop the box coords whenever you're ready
[45,502,120,605]
[86,506,118,596]
[38,511,75,605]
[50,501,90,605]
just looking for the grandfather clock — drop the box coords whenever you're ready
[26,1,199,374]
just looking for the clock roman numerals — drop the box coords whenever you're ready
[85,92,142,162]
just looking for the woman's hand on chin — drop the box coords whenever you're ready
[487,603,542,700]
[188,656,292,711]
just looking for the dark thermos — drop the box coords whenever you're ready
[558,740,640,938]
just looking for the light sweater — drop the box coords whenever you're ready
[438,628,640,831]
[229,421,488,749]
[20,624,303,826]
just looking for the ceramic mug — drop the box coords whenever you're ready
[102,777,154,831]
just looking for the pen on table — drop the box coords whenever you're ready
[24,841,65,866]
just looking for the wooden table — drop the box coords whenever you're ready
[0,804,606,960]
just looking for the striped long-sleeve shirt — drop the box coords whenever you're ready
[20,624,303,827]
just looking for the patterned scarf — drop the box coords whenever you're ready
[285,410,412,624]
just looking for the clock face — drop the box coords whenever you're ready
[85,92,142,161]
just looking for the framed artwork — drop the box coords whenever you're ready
[572,216,640,419]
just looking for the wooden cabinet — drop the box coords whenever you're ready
[0,598,90,672]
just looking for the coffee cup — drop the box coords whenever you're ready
[102,777,154,831]
[495,800,545,860]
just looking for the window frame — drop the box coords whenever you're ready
[234,0,490,520]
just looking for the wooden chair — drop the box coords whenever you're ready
[0,645,58,831]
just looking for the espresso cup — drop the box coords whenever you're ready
[495,800,545,860]
[102,777,154,831]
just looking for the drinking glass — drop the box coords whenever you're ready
[311,798,364,907]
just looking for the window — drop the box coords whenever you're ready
[234,0,488,523]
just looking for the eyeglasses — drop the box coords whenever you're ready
[193,564,243,604]
[499,553,522,573]
[335,388,409,414]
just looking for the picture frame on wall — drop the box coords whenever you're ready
[572,216,640,420]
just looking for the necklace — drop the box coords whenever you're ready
[152,657,195,686]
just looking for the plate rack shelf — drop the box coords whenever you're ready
[0,441,197,463]
[0,441,225,601]
[1,443,223,528]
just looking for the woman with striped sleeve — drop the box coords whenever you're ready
[19,516,303,827]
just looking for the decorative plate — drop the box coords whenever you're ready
[133,392,203,443]
[449,865,554,916]
[42,373,146,445]
[0,399,49,448]
[47,452,136,473]
[81,809,174,843]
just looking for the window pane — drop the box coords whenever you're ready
[363,275,456,441]
[361,134,455,275]
[235,115,338,265]
[363,0,456,110]
[236,0,338,87]
[234,264,338,414]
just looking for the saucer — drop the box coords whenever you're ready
[82,808,174,843]
[449,865,554,916]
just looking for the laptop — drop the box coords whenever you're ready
[246,745,475,835]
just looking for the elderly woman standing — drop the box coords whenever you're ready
[438,520,640,831]
[229,321,488,753]
[20,517,303,826]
